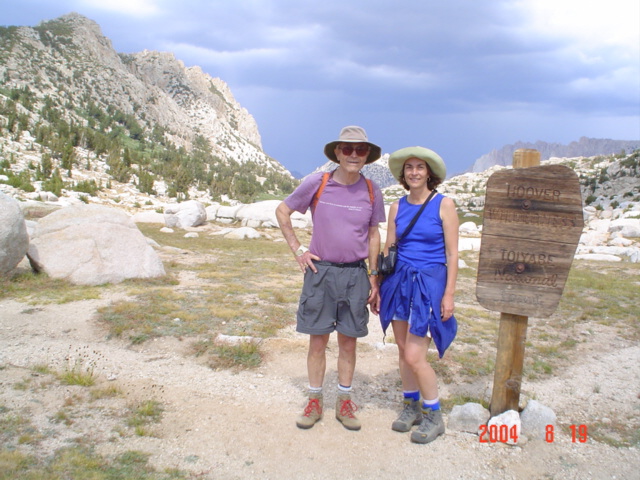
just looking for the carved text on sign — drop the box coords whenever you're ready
[500,250,554,265]
[494,269,559,287]
[485,208,580,228]
[506,184,561,201]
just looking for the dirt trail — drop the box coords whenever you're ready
[1,295,639,480]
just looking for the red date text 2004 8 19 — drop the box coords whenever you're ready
[478,424,588,444]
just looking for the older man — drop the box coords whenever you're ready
[276,126,385,431]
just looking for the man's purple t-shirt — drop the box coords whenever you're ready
[285,172,386,263]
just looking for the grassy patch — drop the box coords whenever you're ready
[0,271,104,304]
[57,347,101,387]
[443,394,490,411]
[0,384,181,478]
[557,262,640,338]
[126,400,164,437]
[205,341,263,371]
[431,358,455,385]
[0,414,37,447]
[0,447,190,479]
[51,409,73,426]
[456,261,640,383]
[572,418,640,448]
[452,349,496,377]
[96,226,301,367]
[90,385,122,401]
[58,367,96,387]
[32,364,55,375]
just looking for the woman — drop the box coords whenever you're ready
[379,146,459,444]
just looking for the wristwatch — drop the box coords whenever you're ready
[295,245,309,256]
[368,269,379,276]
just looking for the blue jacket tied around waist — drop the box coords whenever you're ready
[380,260,457,358]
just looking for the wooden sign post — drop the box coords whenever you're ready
[476,149,584,416]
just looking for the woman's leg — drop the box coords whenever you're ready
[403,332,438,400]
[404,332,445,443]
[391,320,419,392]
[390,320,423,432]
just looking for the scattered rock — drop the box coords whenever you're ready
[0,193,29,276]
[132,211,165,224]
[216,334,262,345]
[459,221,480,234]
[28,204,166,285]
[448,402,490,434]
[609,218,640,238]
[224,226,261,240]
[520,399,557,441]
[486,410,521,446]
[164,200,207,228]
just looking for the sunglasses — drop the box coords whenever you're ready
[337,145,370,157]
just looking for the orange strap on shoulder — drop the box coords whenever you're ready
[311,172,331,212]
[365,178,374,204]
[311,172,375,213]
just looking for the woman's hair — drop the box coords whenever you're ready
[399,164,442,191]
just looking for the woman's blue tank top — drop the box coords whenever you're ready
[395,194,446,268]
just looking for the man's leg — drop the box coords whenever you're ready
[335,332,360,430]
[308,333,330,388]
[336,332,357,387]
[296,334,330,429]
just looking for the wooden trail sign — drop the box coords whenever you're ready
[476,163,584,317]
[476,149,584,416]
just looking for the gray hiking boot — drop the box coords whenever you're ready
[296,393,323,429]
[336,394,361,431]
[410,408,445,444]
[391,398,422,432]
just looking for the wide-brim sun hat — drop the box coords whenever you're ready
[388,146,447,183]
[324,125,382,165]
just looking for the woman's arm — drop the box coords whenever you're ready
[384,201,399,254]
[440,196,459,320]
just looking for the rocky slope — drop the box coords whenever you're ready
[0,13,287,176]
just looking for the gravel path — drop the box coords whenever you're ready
[1,296,639,479]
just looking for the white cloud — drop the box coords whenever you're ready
[520,0,639,52]
[569,66,640,99]
[166,42,286,67]
[263,24,325,44]
[79,0,162,17]
[324,59,439,89]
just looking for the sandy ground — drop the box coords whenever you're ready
[1,284,639,480]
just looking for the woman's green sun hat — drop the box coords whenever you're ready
[388,146,446,183]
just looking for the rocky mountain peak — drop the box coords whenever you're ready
[1,13,284,176]
[471,137,640,173]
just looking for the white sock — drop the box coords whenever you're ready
[338,384,352,394]
[422,397,440,411]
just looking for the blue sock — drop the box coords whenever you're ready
[422,398,440,411]
[403,390,420,402]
